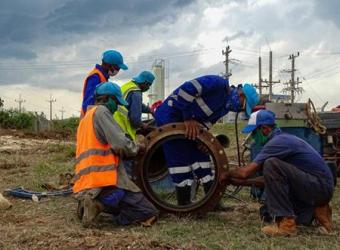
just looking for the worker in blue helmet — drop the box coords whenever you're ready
[221,110,334,236]
[154,75,259,207]
[76,81,158,227]
[80,50,128,117]
[120,71,155,131]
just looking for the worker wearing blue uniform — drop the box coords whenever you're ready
[222,110,334,236]
[81,50,128,117]
[154,75,259,205]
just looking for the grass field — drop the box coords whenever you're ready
[0,130,339,250]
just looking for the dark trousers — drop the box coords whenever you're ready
[263,157,333,225]
[98,188,159,226]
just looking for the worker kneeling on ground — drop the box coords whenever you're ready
[154,75,259,206]
[73,82,158,227]
[221,110,334,236]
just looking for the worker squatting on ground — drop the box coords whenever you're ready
[221,110,334,236]
[74,82,158,227]
[154,75,259,205]
[80,50,128,117]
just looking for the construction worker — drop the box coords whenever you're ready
[81,50,128,117]
[154,75,259,206]
[120,71,155,133]
[74,82,158,227]
[221,110,334,236]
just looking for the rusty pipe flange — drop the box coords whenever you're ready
[134,123,229,215]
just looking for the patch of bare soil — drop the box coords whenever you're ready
[0,135,73,155]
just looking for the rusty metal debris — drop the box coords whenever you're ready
[133,122,229,215]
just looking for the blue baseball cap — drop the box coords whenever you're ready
[95,82,128,106]
[133,71,155,84]
[102,50,128,70]
[242,83,259,116]
[242,110,276,133]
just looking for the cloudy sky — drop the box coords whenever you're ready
[0,0,340,118]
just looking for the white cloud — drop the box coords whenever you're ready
[0,0,340,117]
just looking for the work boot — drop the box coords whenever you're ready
[261,217,297,236]
[82,196,104,228]
[203,180,214,194]
[314,203,333,233]
[138,215,158,227]
[77,200,84,220]
[203,180,230,212]
[176,186,191,206]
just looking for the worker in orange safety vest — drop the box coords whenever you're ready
[74,81,158,227]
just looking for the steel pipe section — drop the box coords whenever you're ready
[134,123,229,215]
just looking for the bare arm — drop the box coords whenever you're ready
[228,162,261,179]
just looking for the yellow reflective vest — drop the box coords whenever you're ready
[113,81,141,140]
[113,105,136,141]
[121,80,141,99]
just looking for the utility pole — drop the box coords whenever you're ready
[15,94,25,112]
[59,106,66,120]
[258,56,262,96]
[262,51,280,101]
[46,95,56,121]
[222,45,232,79]
[283,52,303,103]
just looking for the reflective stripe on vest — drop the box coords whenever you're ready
[81,68,107,116]
[121,81,141,100]
[73,107,119,193]
[113,106,136,140]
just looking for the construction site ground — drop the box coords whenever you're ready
[0,128,339,250]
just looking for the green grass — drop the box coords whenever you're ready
[1,131,340,250]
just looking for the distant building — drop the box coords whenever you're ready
[148,59,165,105]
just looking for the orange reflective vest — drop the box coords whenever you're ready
[73,107,119,193]
[81,68,107,116]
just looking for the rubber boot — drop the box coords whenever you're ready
[314,203,333,233]
[203,180,213,194]
[176,186,191,206]
[261,217,297,236]
[82,195,104,228]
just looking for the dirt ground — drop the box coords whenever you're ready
[0,131,339,250]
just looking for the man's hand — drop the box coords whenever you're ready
[184,119,202,140]
[136,135,147,155]
[219,171,231,186]
[141,123,149,130]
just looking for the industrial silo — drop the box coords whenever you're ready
[148,59,165,105]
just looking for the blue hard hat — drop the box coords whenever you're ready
[242,110,276,133]
[95,82,128,106]
[242,83,259,116]
[102,50,128,70]
[132,71,155,84]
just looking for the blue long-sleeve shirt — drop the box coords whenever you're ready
[254,128,334,189]
[82,64,109,114]
[126,91,151,129]
[155,75,234,128]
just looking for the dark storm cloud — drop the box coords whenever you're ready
[313,0,340,28]
[0,0,196,60]
[45,0,195,34]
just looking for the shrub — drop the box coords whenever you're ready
[52,117,79,136]
[0,109,35,129]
